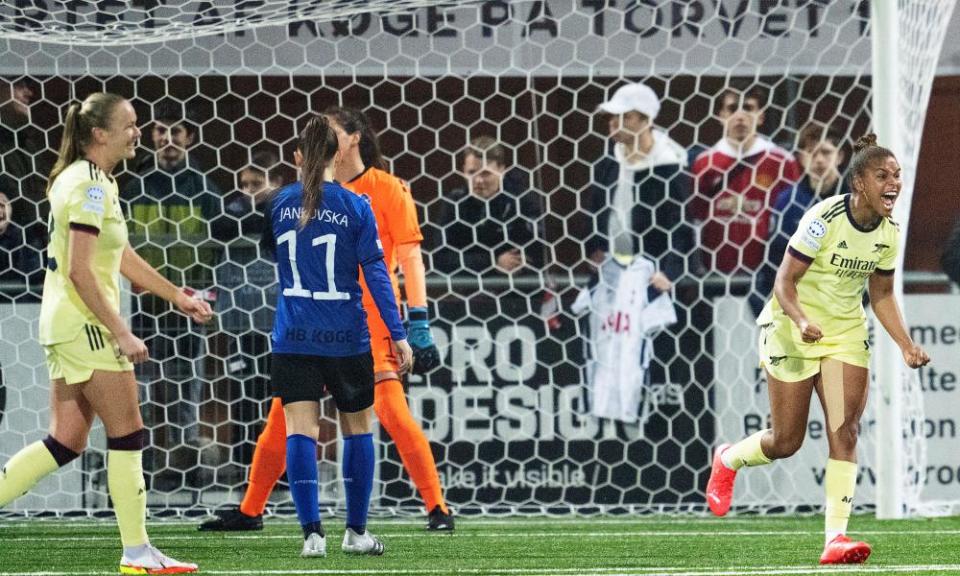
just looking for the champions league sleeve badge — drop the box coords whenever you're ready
[800,218,827,251]
[807,218,827,238]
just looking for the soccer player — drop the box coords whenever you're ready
[327,106,450,527]
[706,134,931,564]
[262,114,412,557]
[200,107,453,533]
[0,92,213,573]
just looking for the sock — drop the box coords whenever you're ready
[824,458,858,545]
[342,433,374,534]
[107,430,148,548]
[374,378,447,514]
[240,398,287,517]
[721,429,773,471]
[122,543,152,561]
[302,521,324,539]
[286,434,320,530]
[0,440,65,506]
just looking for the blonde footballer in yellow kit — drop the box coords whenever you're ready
[0,92,213,574]
[705,134,930,565]
[41,154,133,381]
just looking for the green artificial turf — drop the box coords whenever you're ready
[1,515,959,575]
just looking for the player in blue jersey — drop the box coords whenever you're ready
[260,115,412,558]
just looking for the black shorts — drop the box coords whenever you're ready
[271,352,375,413]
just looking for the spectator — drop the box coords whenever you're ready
[0,80,33,202]
[0,79,46,267]
[122,99,222,489]
[691,86,800,275]
[584,82,693,395]
[427,136,543,280]
[0,191,43,292]
[750,122,849,316]
[0,80,31,126]
[212,150,288,241]
[943,218,960,288]
[209,151,285,478]
[588,81,693,295]
[210,150,284,330]
[123,98,221,289]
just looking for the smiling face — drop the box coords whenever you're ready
[854,155,901,218]
[98,100,140,165]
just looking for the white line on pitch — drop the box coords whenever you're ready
[0,517,772,528]
[640,567,960,576]
[4,529,960,543]
[3,565,960,576]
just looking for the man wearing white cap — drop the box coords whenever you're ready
[589,82,692,292]
[585,82,692,415]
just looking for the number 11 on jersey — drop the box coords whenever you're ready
[277,230,350,301]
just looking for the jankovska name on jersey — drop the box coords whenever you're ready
[260,180,405,356]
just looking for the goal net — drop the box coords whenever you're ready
[0,0,957,517]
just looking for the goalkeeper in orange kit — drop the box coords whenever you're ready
[200,106,453,532]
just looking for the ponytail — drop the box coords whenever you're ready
[46,103,83,196]
[46,92,127,196]
[298,114,339,229]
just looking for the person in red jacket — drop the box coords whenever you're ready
[691,86,800,275]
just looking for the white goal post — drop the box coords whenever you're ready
[871,0,957,519]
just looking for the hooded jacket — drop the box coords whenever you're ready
[590,130,693,284]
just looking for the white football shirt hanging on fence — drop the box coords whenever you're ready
[572,256,677,423]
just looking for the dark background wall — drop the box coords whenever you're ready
[911,76,960,274]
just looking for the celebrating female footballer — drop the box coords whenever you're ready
[706,134,930,565]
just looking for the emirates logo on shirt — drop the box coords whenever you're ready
[829,253,878,279]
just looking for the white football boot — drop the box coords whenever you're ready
[119,544,198,574]
[301,532,327,558]
[341,527,385,556]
